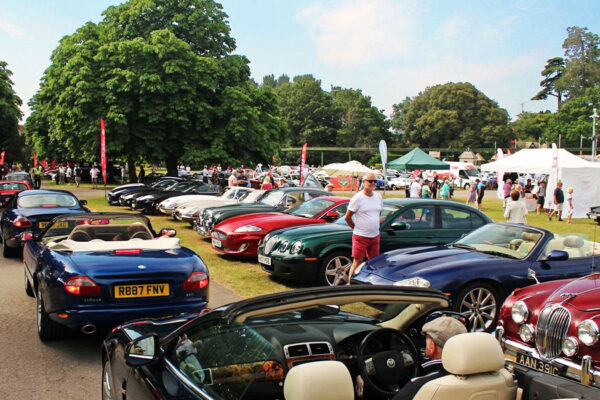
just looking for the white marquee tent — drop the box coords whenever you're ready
[481,148,600,218]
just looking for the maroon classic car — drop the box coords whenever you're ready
[497,272,600,398]
[211,196,349,257]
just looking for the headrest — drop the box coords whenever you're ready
[442,333,504,375]
[283,361,353,400]
[520,232,538,241]
[50,237,181,252]
[564,236,584,248]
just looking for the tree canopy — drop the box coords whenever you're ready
[556,26,600,100]
[0,60,26,163]
[531,57,565,110]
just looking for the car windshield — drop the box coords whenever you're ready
[221,188,238,199]
[285,198,335,218]
[259,190,285,206]
[465,168,480,177]
[41,215,152,244]
[241,190,264,203]
[173,182,196,191]
[17,193,79,209]
[167,293,446,400]
[334,204,399,226]
[0,182,28,190]
[455,223,543,259]
[152,180,176,189]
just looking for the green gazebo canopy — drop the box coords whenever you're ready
[387,147,449,170]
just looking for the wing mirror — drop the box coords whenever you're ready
[324,211,340,221]
[159,228,177,237]
[390,221,408,231]
[80,200,87,205]
[20,232,34,241]
[545,250,569,262]
[527,268,540,284]
[125,334,160,367]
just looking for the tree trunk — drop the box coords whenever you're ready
[127,158,137,182]
[166,154,178,177]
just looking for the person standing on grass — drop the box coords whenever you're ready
[548,181,564,221]
[536,181,546,215]
[90,164,100,189]
[344,172,383,285]
[138,165,145,183]
[440,179,450,200]
[475,178,485,211]
[74,165,82,188]
[466,181,477,206]
[504,190,528,224]
[409,176,421,198]
[565,187,574,224]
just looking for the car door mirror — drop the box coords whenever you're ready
[545,250,569,261]
[159,228,177,237]
[80,200,87,205]
[391,221,408,231]
[125,334,160,367]
[323,211,340,221]
[527,268,539,284]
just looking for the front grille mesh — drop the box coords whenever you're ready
[535,306,570,359]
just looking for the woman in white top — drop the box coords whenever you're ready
[504,190,528,224]
[565,187,574,224]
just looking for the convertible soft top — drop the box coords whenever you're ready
[48,237,181,252]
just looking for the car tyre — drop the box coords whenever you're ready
[25,269,34,297]
[37,287,65,341]
[102,358,115,400]
[2,239,17,258]
[391,185,397,190]
[453,282,500,332]
[318,251,352,286]
[463,183,471,190]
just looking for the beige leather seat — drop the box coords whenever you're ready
[563,236,584,259]
[284,360,353,400]
[414,332,517,400]
[516,232,540,256]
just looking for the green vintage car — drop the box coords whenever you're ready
[258,198,492,286]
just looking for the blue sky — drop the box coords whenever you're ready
[1,0,599,122]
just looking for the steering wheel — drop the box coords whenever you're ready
[357,328,420,397]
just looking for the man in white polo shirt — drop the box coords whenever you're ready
[344,172,383,285]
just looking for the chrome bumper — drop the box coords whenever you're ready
[496,326,600,388]
[158,207,173,215]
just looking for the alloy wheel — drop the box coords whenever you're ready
[458,287,497,332]
[325,255,352,286]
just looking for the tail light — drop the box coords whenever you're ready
[65,276,101,296]
[113,249,142,255]
[183,272,209,291]
[13,217,32,228]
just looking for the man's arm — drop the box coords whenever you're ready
[344,210,355,230]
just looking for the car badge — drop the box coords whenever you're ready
[138,265,147,270]
[386,358,396,368]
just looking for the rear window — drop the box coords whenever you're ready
[17,194,79,209]
[0,183,28,190]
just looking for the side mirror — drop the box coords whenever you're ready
[80,200,87,205]
[125,334,160,367]
[159,228,177,237]
[323,211,340,221]
[545,250,569,261]
[391,221,408,231]
[20,232,34,241]
[527,268,540,284]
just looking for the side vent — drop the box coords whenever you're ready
[309,343,330,355]
[286,344,309,358]
[284,342,333,359]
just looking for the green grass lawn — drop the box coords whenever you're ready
[84,194,600,299]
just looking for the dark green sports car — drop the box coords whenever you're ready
[258,198,492,286]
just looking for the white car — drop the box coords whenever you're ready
[174,189,265,223]
[157,187,252,216]
[386,175,412,190]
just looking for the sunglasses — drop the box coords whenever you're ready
[364,179,377,183]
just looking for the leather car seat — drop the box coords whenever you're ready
[413,332,518,400]
[69,226,96,242]
[563,236,584,258]
[283,360,353,400]
[516,232,539,256]
[543,238,564,257]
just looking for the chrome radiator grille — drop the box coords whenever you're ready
[535,306,570,359]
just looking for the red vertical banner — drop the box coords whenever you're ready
[100,118,107,184]
[300,142,308,185]
[42,160,48,168]
[33,153,37,168]
[51,160,56,169]
[0,151,5,165]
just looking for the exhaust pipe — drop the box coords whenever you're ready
[81,324,97,334]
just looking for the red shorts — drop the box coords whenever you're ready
[352,234,380,260]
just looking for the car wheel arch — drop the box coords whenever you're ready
[318,244,353,263]
[452,278,504,305]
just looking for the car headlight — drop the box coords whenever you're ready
[234,225,262,233]
[511,301,529,325]
[353,261,366,275]
[519,324,534,342]
[562,337,579,357]
[279,241,289,252]
[290,241,302,254]
[578,320,600,346]
[393,277,430,288]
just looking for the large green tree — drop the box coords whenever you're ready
[545,87,600,146]
[390,96,413,144]
[509,111,553,142]
[531,57,565,110]
[556,26,600,100]
[401,82,511,148]
[0,61,25,163]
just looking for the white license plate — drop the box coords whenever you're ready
[258,255,271,266]
[212,238,222,248]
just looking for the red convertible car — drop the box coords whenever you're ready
[211,196,349,257]
[0,180,31,207]
[497,271,600,398]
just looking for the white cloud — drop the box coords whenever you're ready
[297,0,421,69]
[0,17,33,39]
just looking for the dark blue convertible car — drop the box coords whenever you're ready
[22,213,210,341]
[353,223,600,331]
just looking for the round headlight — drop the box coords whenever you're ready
[279,241,289,252]
[561,337,579,357]
[578,319,600,346]
[519,324,534,342]
[353,261,366,275]
[511,301,529,325]
[290,241,302,254]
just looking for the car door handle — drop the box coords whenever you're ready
[425,236,433,239]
